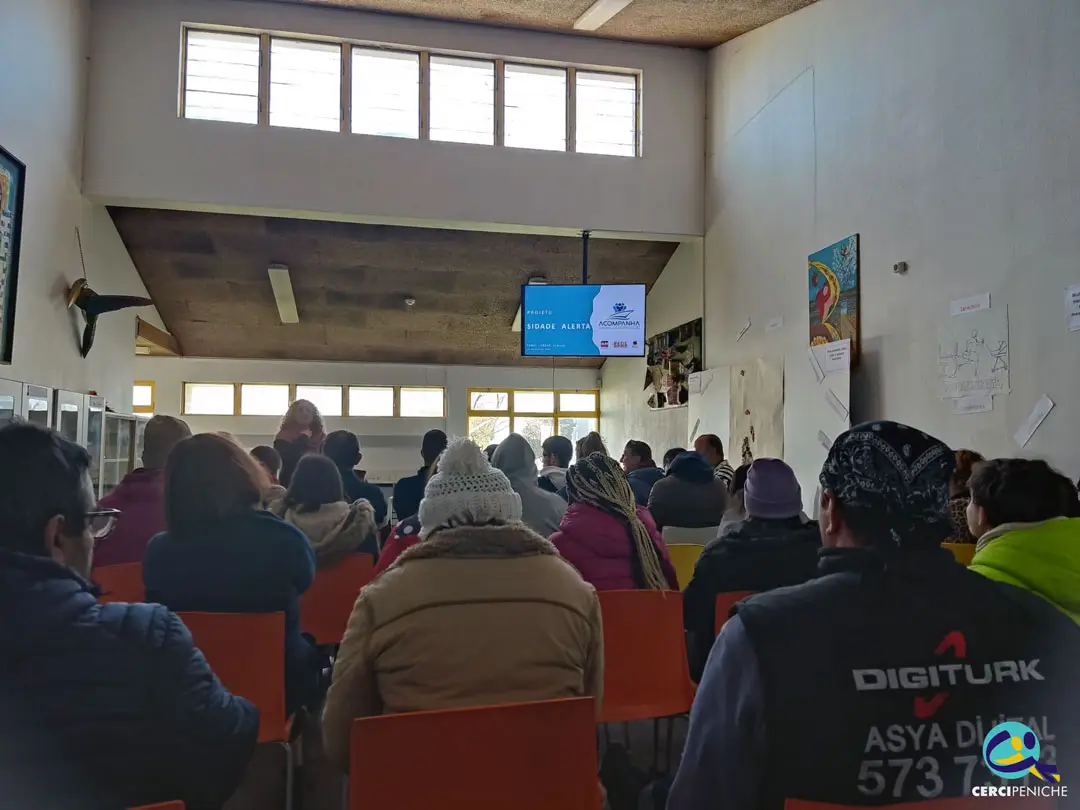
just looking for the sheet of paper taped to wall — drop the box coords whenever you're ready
[1013,395,1054,448]
[938,305,1010,399]
[951,394,993,415]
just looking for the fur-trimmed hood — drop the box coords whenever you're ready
[392,522,558,569]
[270,497,377,560]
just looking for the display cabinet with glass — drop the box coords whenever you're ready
[86,396,105,495]
[97,412,140,500]
[0,379,21,427]
[54,391,86,445]
[23,385,53,429]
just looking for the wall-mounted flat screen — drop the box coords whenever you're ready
[521,284,646,357]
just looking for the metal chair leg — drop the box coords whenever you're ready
[283,741,294,810]
[664,717,676,773]
[652,719,661,775]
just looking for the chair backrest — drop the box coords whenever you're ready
[300,553,375,645]
[943,542,976,566]
[715,590,754,637]
[786,797,1054,810]
[177,612,287,743]
[596,590,694,723]
[93,562,145,603]
[662,525,719,546]
[665,543,705,589]
[350,698,601,810]
[129,803,185,810]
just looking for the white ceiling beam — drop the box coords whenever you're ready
[573,0,636,31]
[267,264,300,324]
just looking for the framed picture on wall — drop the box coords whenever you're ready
[808,233,860,363]
[0,144,26,364]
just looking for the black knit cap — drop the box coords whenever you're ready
[819,420,955,550]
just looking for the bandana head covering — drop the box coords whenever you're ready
[819,421,954,550]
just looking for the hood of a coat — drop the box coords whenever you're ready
[492,434,539,486]
[627,466,665,486]
[539,466,568,490]
[971,517,1080,618]
[666,452,715,484]
[271,498,376,555]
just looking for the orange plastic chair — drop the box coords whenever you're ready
[129,803,184,810]
[597,590,695,723]
[714,590,754,637]
[786,797,1054,810]
[350,698,602,810]
[178,612,295,809]
[300,553,374,645]
[94,562,145,603]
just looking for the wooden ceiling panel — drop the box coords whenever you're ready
[262,0,819,47]
[110,208,678,368]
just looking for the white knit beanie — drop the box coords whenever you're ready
[418,437,522,538]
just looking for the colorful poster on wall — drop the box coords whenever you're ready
[729,357,785,465]
[808,234,860,361]
[645,317,703,410]
[0,144,25,364]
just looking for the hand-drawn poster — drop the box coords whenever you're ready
[730,358,785,466]
[0,144,25,364]
[809,234,860,361]
[645,318,703,410]
[938,306,1010,399]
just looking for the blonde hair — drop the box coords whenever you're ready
[279,399,325,435]
[566,453,669,590]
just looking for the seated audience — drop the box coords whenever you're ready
[144,433,323,715]
[393,429,447,521]
[94,414,191,568]
[663,447,687,470]
[968,458,1080,622]
[719,462,751,532]
[483,443,498,462]
[682,458,819,680]
[945,448,984,542]
[274,399,326,487]
[0,424,257,810]
[648,450,729,531]
[492,433,567,536]
[322,438,603,769]
[669,422,1080,810]
[576,430,608,459]
[621,440,665,506]
[270,455,379,562]
[251,444,287,502]
[694,433,735,488]
[323,429,388,525]
[538,434,573,495]
[373,513,421,577]
[550,452,678,591]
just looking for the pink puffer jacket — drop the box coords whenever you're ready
[550,502,679,591]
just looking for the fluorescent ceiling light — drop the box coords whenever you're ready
[573,0,635,31]
[268,264,300,324]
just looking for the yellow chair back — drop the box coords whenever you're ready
[943,542,976,566]
[667,543,705,589]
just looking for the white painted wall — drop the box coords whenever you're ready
[84,0,706,238]
[0,0,161,411]
[705,0,1080,496]
[135,355,598,482]
[600,240,703,459]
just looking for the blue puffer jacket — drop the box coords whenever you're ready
[627,465,666,507]
[0,550,258,810]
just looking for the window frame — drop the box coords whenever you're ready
[238,382,292,416]
[399,386,446,418]
[180,25,641,157]
[132,381,156,414]
[466,387,599,437]
[267,35,345,133]
[181,382,239,416]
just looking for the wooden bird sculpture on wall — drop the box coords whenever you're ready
[66,228,153,357]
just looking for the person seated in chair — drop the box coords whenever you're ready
[669,422,1080,810]
[322,438,603,770]
[648,450,729,531]
[682,458,819,680]
[323,430,388,525]
[0,424,258,810]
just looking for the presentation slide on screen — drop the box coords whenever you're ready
[521,284,646,357]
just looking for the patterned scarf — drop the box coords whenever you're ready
[819,421,954,550]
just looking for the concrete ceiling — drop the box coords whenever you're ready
[265,0,819,48]
[110,208,679,368]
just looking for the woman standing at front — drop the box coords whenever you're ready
[143,433,324,715]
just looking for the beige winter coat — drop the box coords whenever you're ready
[269,498,377,562]
[322,522,604,770]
